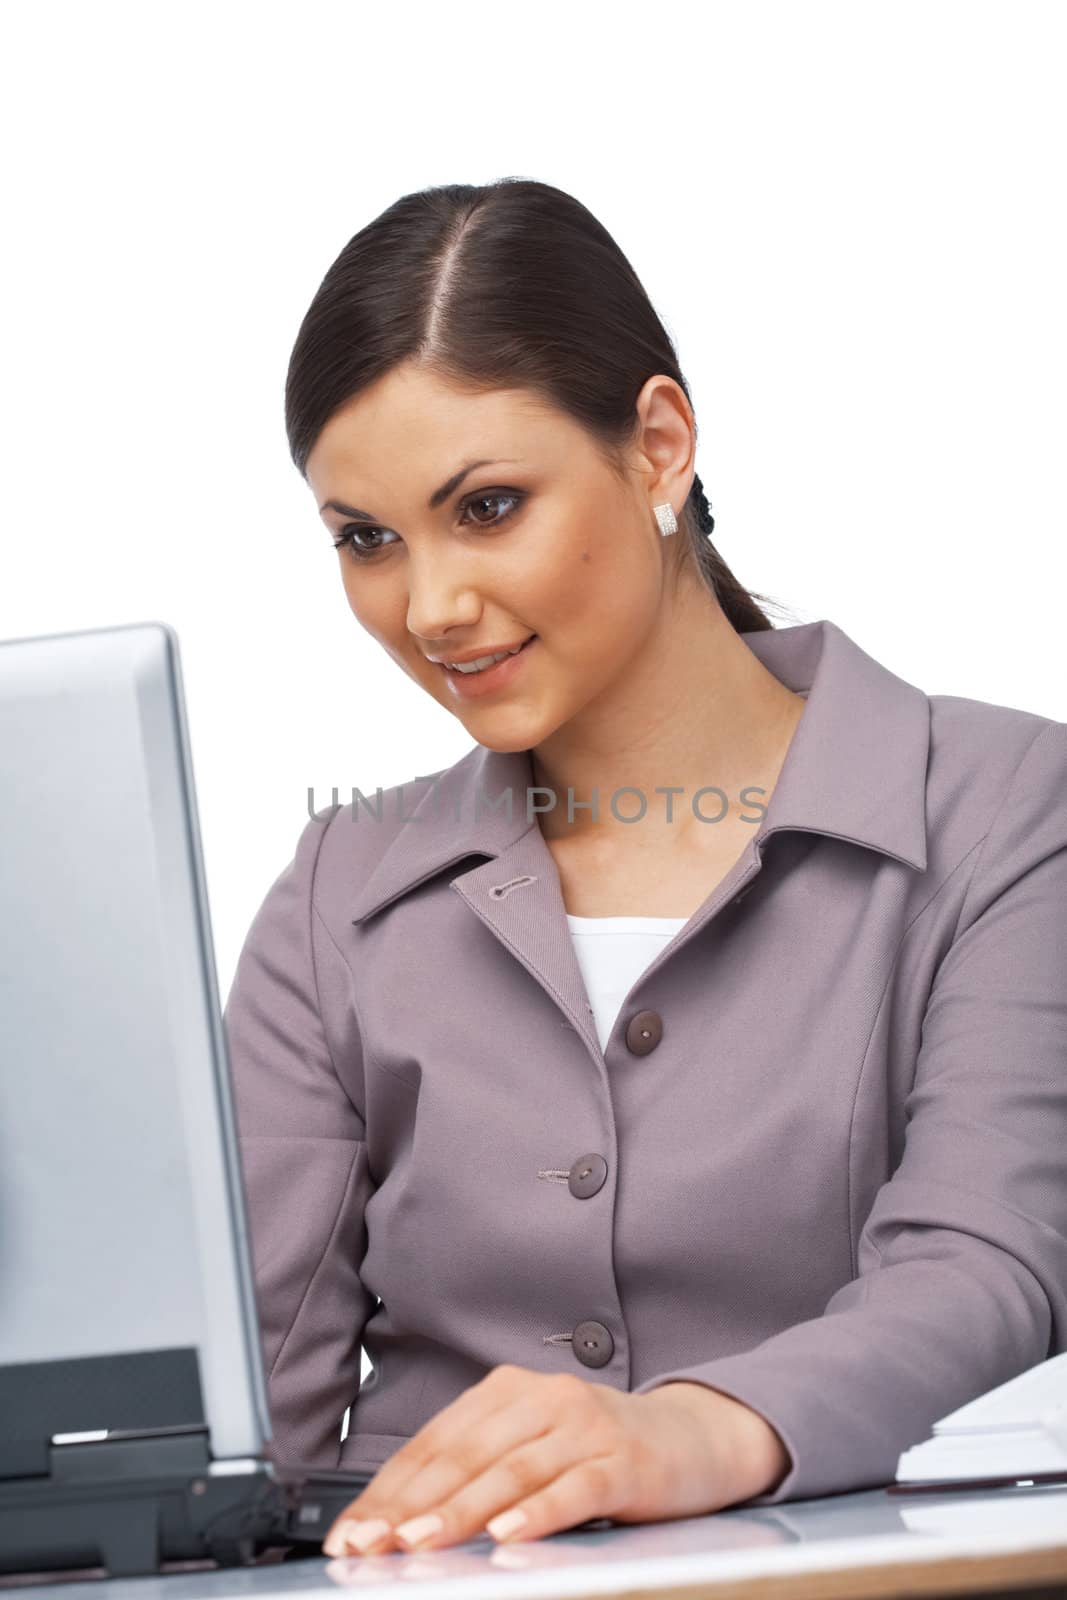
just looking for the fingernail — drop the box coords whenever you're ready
[394,1511,444,1548]
[327,1519,368,1556]
[339,1516,392,1553]
[487,1507,527,1541]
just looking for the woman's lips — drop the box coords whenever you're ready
[435,634,538,699]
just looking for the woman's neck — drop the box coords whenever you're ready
[531,584,806,852]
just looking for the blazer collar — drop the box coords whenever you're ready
[349,617,930,925]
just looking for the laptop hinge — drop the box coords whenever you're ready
[0,1348,206,1482]
[47,1423,212,1484]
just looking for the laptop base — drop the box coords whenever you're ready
[0,1424,374,1579]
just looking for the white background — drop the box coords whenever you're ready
[2,0,1064,999]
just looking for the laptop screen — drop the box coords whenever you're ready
[0,622,270,1464]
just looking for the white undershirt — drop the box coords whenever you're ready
[565,914,689,1052]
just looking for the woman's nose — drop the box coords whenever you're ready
[404,567,483,642]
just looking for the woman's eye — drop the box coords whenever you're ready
[459,490,524,527]
[331,525,395,558]
[332,489,525,562]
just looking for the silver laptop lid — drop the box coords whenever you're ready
[0,621,271,1461]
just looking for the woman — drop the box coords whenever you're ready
[222,178,1067,1559]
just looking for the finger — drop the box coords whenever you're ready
[481,1451,629,1547]
[325,1378,511,1544]
[388,1410,578,1552]
[390,1420,607,1555]
[322,1366,544,1551]
[392,1376,565,1524]
[338,1387,568,1556]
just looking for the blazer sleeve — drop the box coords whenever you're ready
[634,719,1067,1505]
[221,808,375,1470]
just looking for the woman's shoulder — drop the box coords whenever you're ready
[926,686,1064,782]
[922,690,1067,877]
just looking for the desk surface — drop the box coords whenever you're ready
[4,1483,1067,1600]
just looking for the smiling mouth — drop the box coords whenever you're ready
[435,635,537,673]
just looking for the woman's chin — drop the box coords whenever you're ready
[465,720,541,755]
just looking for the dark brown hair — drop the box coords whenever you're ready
[285,178,794,634]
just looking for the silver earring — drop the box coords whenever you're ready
[654,501,678,538]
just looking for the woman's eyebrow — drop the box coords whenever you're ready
[318,457,522,520]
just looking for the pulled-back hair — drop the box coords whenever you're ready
[286,178,794,633]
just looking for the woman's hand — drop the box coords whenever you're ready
[321,1365,790,1557]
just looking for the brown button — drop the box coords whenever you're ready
[625,1009,663,1055]
[572,1320,614,1369]
[568,1153,608,1199]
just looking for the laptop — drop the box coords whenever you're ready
[0,621,375,1580]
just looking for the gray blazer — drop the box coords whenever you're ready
[221,618,1067,1506]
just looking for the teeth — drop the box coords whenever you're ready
[445,641,527,673]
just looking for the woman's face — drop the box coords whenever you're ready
[305,361,688,753]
